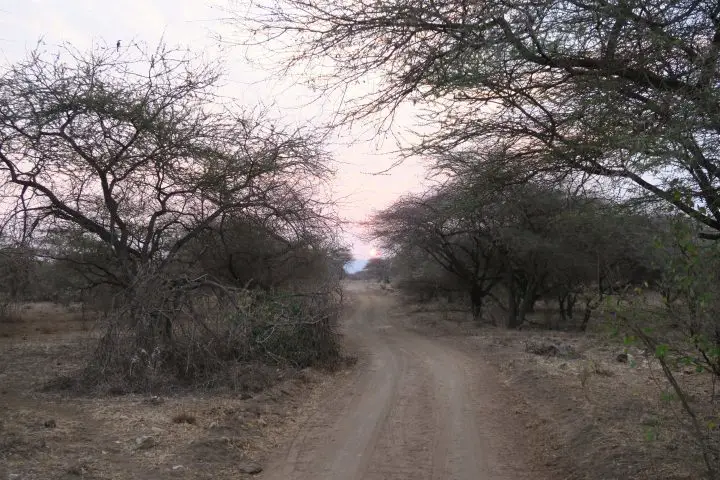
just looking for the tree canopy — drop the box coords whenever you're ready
[0,44,334,285]
[243,0,720,237]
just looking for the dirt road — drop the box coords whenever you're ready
[261,283,546,480]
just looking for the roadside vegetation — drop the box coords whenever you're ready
[0,41,353,479]
[0,43,351,391]
[3,0,720,478]
[239,0,720,477]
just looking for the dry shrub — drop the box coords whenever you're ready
[524,340,581,359]
[77,270,343,393]
[172,412,197,425]
[0,297,21,323]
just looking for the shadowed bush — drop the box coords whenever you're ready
[76,270,343,393]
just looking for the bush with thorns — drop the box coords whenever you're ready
[0,43,347,392]
[83,268,343,392]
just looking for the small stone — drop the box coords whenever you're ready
[134,435,156,450]
[240,392,252,400]
[172,465,184,471]
[616,353,628,363]
[44,419,56,428]
[238,462,262,474]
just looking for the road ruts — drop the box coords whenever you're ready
[259,283,545,480]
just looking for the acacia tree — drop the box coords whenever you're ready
[389,247,465,302]
[0,43,332,287]
[369,182,510,320]
[239,0,720,238]
[185,215,350,289]
[371,158,660,327]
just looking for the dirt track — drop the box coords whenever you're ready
[261,283,546,480]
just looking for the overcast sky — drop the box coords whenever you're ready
[0,0,429,261]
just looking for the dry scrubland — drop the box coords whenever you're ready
[3,286,718,480]
[4,1,720,478]
[0,303,347,480]
[395,294,719,480]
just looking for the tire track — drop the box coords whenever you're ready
[260,284,547,480]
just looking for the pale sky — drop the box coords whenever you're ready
[0,0,429,260]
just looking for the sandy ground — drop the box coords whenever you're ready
[0,303,341,480]
[395,293,717,480]
[260,282,549,480]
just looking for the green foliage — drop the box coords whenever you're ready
[610,217,720,477]
[644,427,659,442]
[623,335,637,346]
[660,391,677,403]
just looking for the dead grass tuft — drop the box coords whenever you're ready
[524,340,581,358]
[172,412,197,425]
[0,302,22,323]
[65,463,88,476]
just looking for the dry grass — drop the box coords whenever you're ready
[0,301,342,480]
[172,412,197,425]
[0,301,95,339]
[395,297,715,480]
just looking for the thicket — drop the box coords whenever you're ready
[0,43,350,392]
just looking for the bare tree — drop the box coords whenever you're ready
[0,43,333,286]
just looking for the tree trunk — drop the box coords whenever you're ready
[580,305,593,331]
[470,286,483,322]
[580,296,597,332]
[556,296,566,330]
[515,279,539,327]
[523,281,539,314]
[526,295,539,313]
[507,285,520,328]
[566,294,576,320]
[516,290,534,328]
